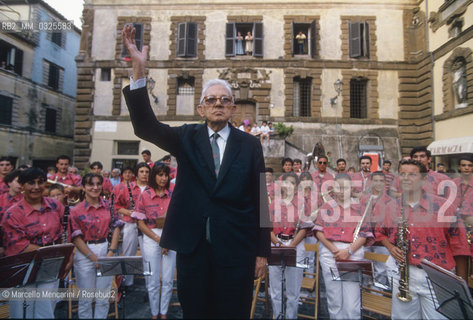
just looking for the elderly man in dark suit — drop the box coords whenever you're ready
[121,25,270,319]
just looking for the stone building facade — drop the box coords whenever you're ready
[74,0,472,172]
[425,0,473,170]
[0,0,81,168]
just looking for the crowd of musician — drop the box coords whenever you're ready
[0,145,472,319]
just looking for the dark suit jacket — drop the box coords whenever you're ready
[123,86,271,266]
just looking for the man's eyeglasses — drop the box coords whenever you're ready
[318,161,327,165]
[202,95,234,107]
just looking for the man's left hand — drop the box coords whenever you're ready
[254,256,267,278]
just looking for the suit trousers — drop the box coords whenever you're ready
[120,221,138,286]
[319,241,364,320]
[141,228,176,316]
[387,256,447,320]
[74,242,113,319]
[176,239,255,319]
[8,280,59,319]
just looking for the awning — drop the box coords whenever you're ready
[427,136,473,156]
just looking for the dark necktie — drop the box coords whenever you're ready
[211,133,220,176]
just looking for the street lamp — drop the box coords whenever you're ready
[147,77,159,104]
[330,79,343,158]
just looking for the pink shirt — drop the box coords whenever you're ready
[133,188,172,229]
[453,177,473,217]
[270,195,309,236]
[0,193,23,223]
[361,193,392,243]
[2,197,64,256]
[314,200,373,243]
[69,199,120,242]
[0,178,8,195]
[383,172,395,192]
[170,166,177,180]
[114,182,147,223]
[352,171,372,194]
[374,193,470,270]
[102,177,113,195]
[310,171,334,207]
[424,169,450,196]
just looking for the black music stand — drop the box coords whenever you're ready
[331,259,374,316]
[330,259,373,283]
[96,256,151,319]
[421,259,473,320]
[0,251,37,320]
[0,244,74,319]
[33,244,74,282]
[0,251,37,288]
[268,247,297,320]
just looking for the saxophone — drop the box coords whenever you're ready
[396,203,412,302]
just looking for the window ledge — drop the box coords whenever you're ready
[435,104,473,121]
[292,54,313,59]
[227,55,260,59]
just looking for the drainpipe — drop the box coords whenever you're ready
[425,0,436,143]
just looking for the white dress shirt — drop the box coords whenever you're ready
[130,77,146,90]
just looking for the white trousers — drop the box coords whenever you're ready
[387,256,447,320]
[319,241,364,320]
[141,228,176,316]
[269,238,305,319]
[74,242,113,319]
[9,280,59,319]
[120,221,138,286]
[367,245,390,288]
[304,236,318,274]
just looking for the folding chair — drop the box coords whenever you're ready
[250,267,269,319]
[297,243,320,320]
[0,301,9,319]
[361,251,392,319]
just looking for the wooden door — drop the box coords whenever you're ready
[233,102,256,126]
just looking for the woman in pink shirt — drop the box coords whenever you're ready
[69,173,121,319]
[133,164,174,319]
[2,168,64,318]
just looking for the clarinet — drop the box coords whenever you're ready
[62,202,70,243]
[127,182,142,237]
[127,182,135,210]
[108,193,115,244]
